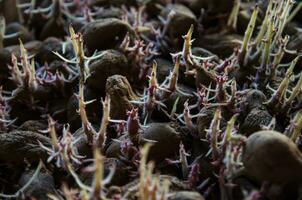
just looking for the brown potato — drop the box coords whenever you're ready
[19,167,56,199]
[106,75,138,120]
[160,4,197,46]
[4,23,33,47]
[242,130,302,183]
[87,50,129,93]
[239,107,272,136]
[168,191,205,200]
[0,130,51,163]
[106,123,181,163]
[81,18,133,54]
[80,157,130,187]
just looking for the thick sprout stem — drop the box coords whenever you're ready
[183,100,195,130]
[226,79,238,114]
[182,24,195,71]
[179,142,189,178]
[215,75,228,103]
[238,6,259,67]
[223,114,238,145]
[91,148,104,199]
[287,3,302,23]
[48,116,60,151]
[161,55,181,99]
[16,40,38,91]
[28,58,38,90]
[183,25,194,62]
[272,0,294,46]
[168,55,180,94]
[19,40,30,81]
[209,108,222,161]
[270,36,289,79]
[267,56,299,107]
[78,83,96,144]
[149,62,158,89]
[69,26,88,84]
[64,146,114,198]
[227,0,241,30]
[260,19,273,71]
[254,0,273,46]
[255,19,274,87]
[139,143,152,200]
[159,179,170,200]
[284,111,302,142]
[10,54,23,86]
[96,96,110,150]
[291,111,302,143]
[285,72,302,106]
[127,108,140,145]
[138,143,169,200]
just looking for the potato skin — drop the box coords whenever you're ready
[0,130,51,163]
[242,130,302,183]
[81,18,133,54]
[86,50,129,94]
[105,123,180,163]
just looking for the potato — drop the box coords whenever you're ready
[239,107,272,136]
[80,157,130,187]
[19,168,56,199]
[81,18,133,54]
[160,4,197,44]
[106,123,181,163]
[4,23,33,47]
[0,130,51,163]
[242,130,302,183]
[189,0,235,15]
[87,50,129,94]
[106,75,138,120]
[168,191,205,200]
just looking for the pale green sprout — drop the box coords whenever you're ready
[227,0,241,30]
[238,6,259,66]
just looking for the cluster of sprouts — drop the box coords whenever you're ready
[266,56,301,111]
[39,117,115,200]
[18,0,95,25]
[55,26,112,149]
[137,144,170,200]
[10,41,39,91]
[77,79,111,149]
[131,62,167,121]
[121,5,150,36]
[39,116,83,169]
[235,0,299,87]
[1,0,302,199]
[284,110,302,143]
[8,39,72,115]
[120,33,159,81]
[166,142,190,179]
[51,147,115,200]
[211,113,247,199]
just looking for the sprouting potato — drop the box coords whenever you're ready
[0,0,301,199]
